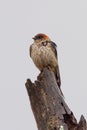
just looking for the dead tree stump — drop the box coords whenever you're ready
[25,68,87,130]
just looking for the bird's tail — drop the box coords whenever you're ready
[55,65,64,96]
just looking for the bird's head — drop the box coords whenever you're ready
[32,33,51,43]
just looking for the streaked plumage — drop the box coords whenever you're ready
[30,33,62,95]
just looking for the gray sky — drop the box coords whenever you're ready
[0,0,87,130]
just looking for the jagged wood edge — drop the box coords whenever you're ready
[25,68,87,130]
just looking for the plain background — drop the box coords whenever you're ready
[0,0,87,130]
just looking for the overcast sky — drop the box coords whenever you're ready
[0,0,87,130]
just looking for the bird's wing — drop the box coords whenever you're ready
[50,41,61,87]
[50,41,57,59]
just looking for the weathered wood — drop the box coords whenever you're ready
[77,115,87,130]
[25,68,87,130]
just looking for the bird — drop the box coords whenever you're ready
[30,33,63,95]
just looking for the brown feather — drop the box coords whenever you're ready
[30,34,63,96]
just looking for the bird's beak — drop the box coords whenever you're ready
[32,37,35,40]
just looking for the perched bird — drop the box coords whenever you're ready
[30,33,62,95]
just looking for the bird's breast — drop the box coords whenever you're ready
[30,44,57,71]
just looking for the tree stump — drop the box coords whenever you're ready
[25,68,87,130]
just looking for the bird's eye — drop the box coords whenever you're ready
[38,36,41,39]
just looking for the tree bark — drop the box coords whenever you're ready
[25,68,87,130]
